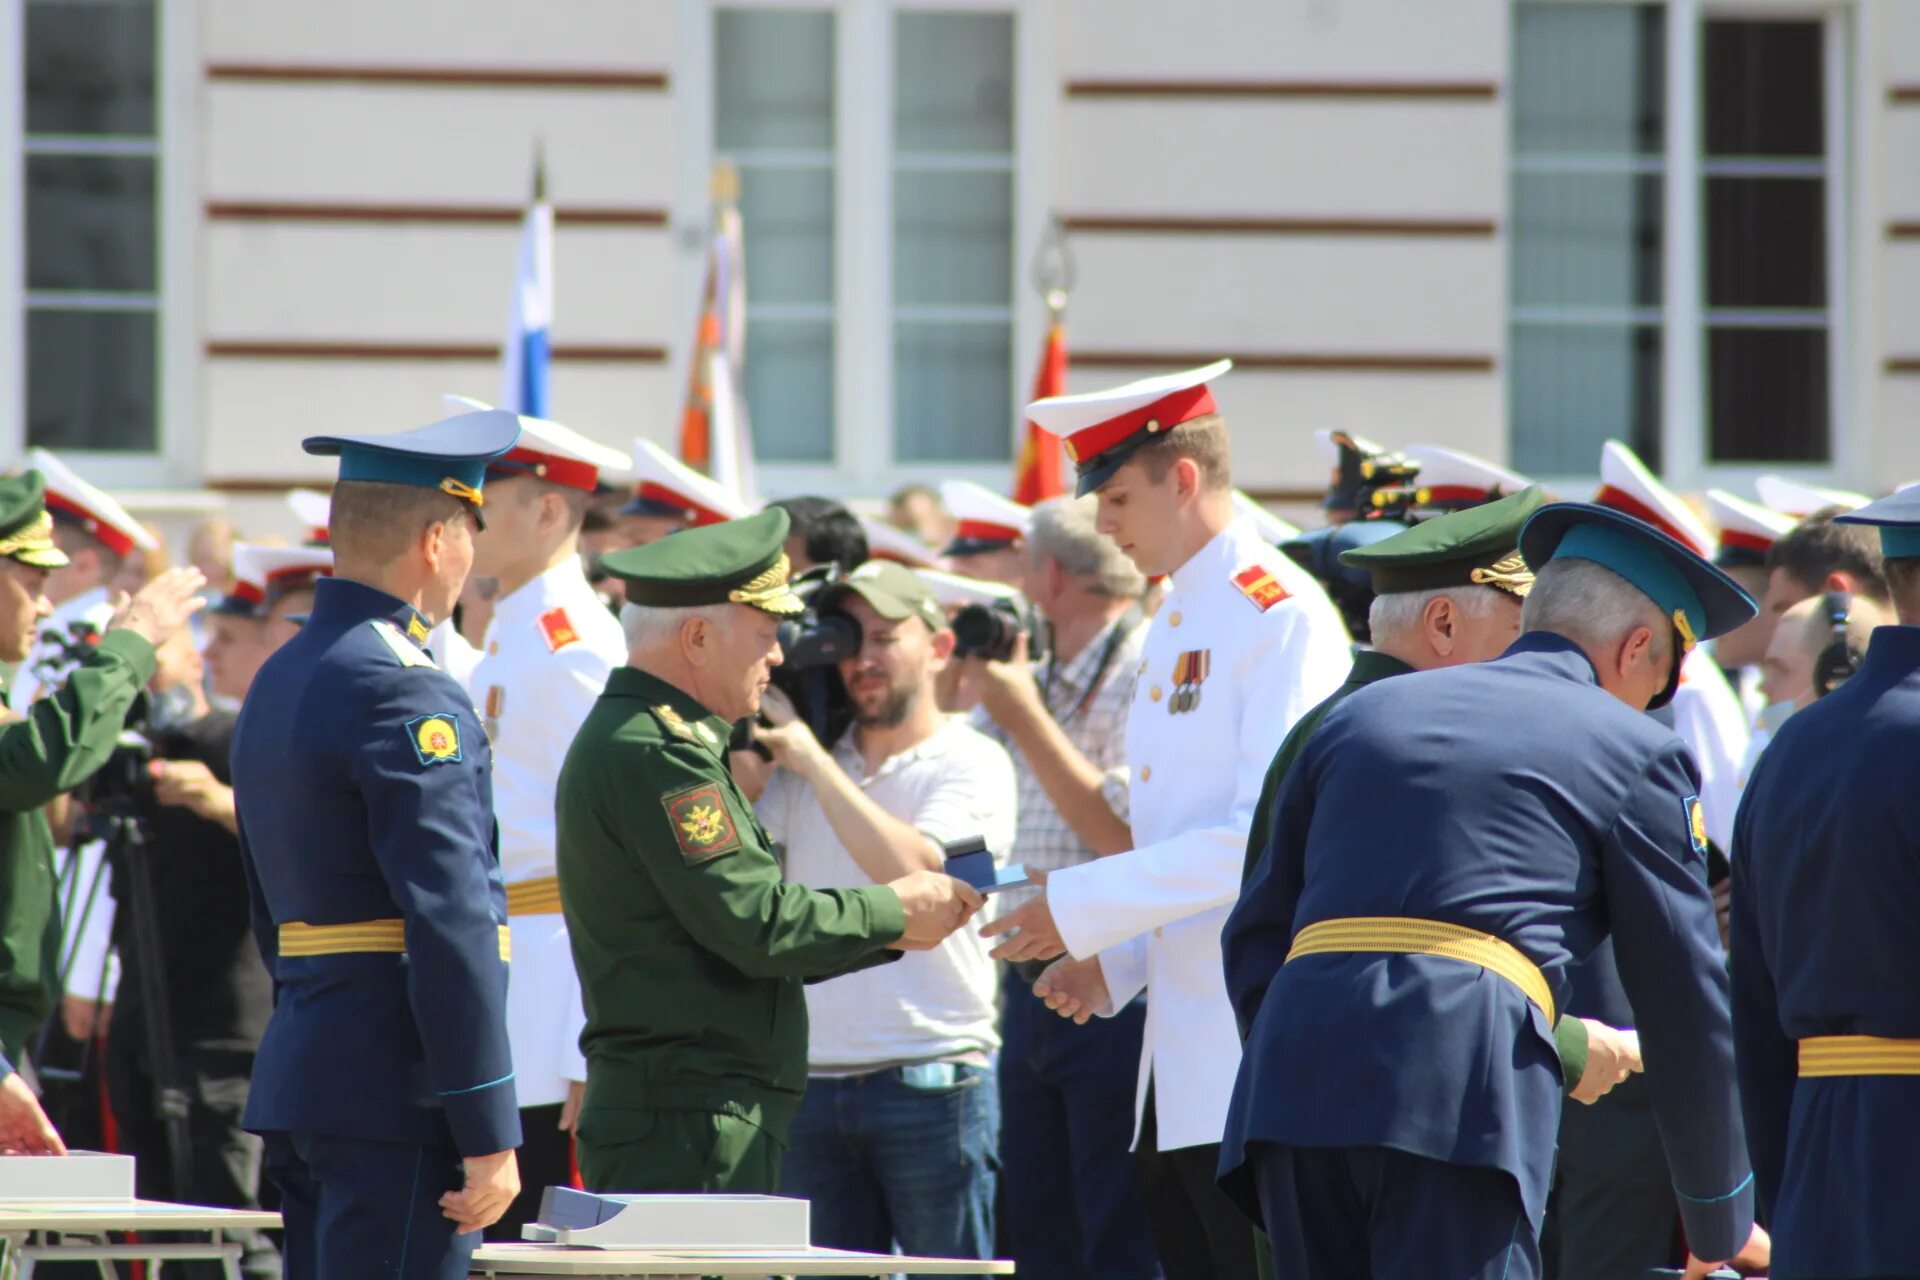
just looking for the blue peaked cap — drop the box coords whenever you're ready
[1835,487,1920,558]
[303,410,523,509]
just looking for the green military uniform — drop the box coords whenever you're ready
[0,472,154,1060]
[558,508,908,1193]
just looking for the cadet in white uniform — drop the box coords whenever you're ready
[986,360,1351,1280]
[428,404,631,1239]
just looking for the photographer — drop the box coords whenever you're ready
[949,495,1161,1280]
[753,561,1016,1263]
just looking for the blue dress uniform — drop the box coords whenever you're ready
[1730,491,1920,1279]
[232,412,524,1280]
[1220,503,1758,1280]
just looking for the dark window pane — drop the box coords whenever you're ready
[26,0,155,136]
[893,322,1012,463]
[27,307,156,451]
[894,12,1013,153]
[715,9,833,151]
[1511,172,1662,308]
[1704,20,1823,158]
[1509,323,1661,475]
[26,154,156,291]
[1705,177,1824,309]
[745,320,833,463]
[1512,3,1665,156]
[1708,328,1827,463]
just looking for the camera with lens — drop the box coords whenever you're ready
[751,565,861,751]
[77,729,155,823]
[950,598,1046,664]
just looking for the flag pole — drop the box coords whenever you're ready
[1013,216,1074,504]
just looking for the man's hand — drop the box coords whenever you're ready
[754,687,829,780]
[978,870,1066,962]
[61,995,110,1043]
[1569,1020,1643,1104]
[439,1148,520,1234]
[1683,1223,1770,1278]
[106,566,207,649]
[559,1081,585,1134]
[886,869,985,950]
[970,634,1045,726]
[150,760,237,829]
[0,1073,65,1155]
[1033,955,1109,1025]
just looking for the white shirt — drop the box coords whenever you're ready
[458,558,624,1107]
[1671,647,1751,853]
[1047,518,1352,1152]
[759,716,1017,1074]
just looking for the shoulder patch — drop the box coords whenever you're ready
[406,713,464,765]
[1232,565,1290,612]
[652,703,700,742]
[1684,794,1708,856]
[662,781,743,865]
[538,606,581,653]
[370,619,440,670]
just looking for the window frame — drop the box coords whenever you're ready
[1510,0,1854,495]
[1,0,198,487]
[680,0,1050,500]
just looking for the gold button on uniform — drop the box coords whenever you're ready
[1150,686,1163,702]
[1169,612,1183,627]
[1140,764,1152,782]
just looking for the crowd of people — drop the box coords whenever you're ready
[0,360,1908,1280]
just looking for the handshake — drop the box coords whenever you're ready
[883,869,985,951]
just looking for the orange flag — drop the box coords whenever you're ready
[1013,315,1068,505]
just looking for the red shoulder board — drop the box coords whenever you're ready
[538,606,581,652]
[1232,565,1289,612]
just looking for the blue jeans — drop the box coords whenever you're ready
[998,969,1162,1279]
[782,1062,999,1261]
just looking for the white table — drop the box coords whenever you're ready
[0,1200,281,1279]
[470,1242,1014,1277]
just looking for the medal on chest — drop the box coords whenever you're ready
[1168,649,1210,714]
[484,685,504,738]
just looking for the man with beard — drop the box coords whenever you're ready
[750,560,1017,1262]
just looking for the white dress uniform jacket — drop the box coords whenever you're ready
[456,558,623,1108]
[1047,518,1350,1152]
[1670,646,1750,852]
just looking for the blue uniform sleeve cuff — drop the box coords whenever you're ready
[1674,1173,1755,1264]
[441,1075,523,1157]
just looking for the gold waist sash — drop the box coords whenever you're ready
[278,919,511,962]
[1286,916,1554,1026]
[1798,1035,1920,1077]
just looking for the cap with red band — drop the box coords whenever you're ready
[214,544,335,618]
[622,439,749,527]
[28,447,158,560]
[860,516,942,568]
[1706,489,1795,569]
[287,488,332,546]
[1593,440,1713,559]
[1026,358,1234,497]
[1401,444,1535,512]
[939,480,1031,556]
[440,395,632,493]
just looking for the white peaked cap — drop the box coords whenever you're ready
[939,480,1032,547]
[287,488,332,539]
[1706,489,1795,555]
[858,516,942,569]
[1754,474,1871,519]
[28,447,158,554]
[1402,444,1533,499]
[918,568,1024,611]
[442,394,632,485]
[1595,439,1713,557]
[628,438,750,525]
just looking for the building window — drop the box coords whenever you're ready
[23,0,160,453]
[712,3,1018,481]
[1508,2,1840,479]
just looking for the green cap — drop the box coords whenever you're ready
[0,472,70,570]
[599,507,804,615]
[1337,486,1548,599]
[818,560,947,631]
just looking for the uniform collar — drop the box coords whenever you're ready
[1499,629,1602,685]
[1349,648,1415,683]
[1167,517,1255,600]
[1859,624,1920,678]
[310,576,434,643]
[604,665,734,755]
[491,556,591,631]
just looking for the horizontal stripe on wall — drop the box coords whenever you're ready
[205,62,669,91]
[1065,78,1498,102]
[1889,85,1920,104]
[1062,214,1496,238]
[1890,222,1920,239]
[203,478,335,495]
[1072,350,1496,374]
[206,201,668,227]
[1887,357,1920,375]
[205,340,667,362]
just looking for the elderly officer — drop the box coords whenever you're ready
[1221,502,1765,1280]
[0,472,205,1061]
[557,507,984,1195]
[232,410,525,1279]
[1730,489,1920,1279]
[424,405,630,1239]
[985,360,1351,1279]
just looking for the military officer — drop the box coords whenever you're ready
[556,507,984,1194]
[0,472,205,1061]
[985,360,1351,1280]
[232,410,525,1279]
[1730,489,1920,1279]
[435,405,631,1239]
[939,479,1031,590]
[1221,501,1763,1280]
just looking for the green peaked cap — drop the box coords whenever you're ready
[1337,486,1549,598]
[599,507,805,616]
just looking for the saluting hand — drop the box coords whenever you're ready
[106,566,208,649]
[439,1148,520,1234]
[0,1072,65,1156]
[978,870,1067,962]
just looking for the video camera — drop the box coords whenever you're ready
[755,565,860,750]
[950,598,1047,664]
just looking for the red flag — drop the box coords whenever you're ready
[1013,316,1068,504]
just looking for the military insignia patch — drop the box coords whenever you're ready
[1232,565,1290,612]
[1684,794,1708,856]
[653,704,699,741]
[371,620,439,669]
[662,782,742,865]
[406,713,464,765]
[1169,649,1210,714]
[538,606,580,653]
[406,614,431,644]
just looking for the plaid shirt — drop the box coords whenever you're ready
[974,610,1147,912]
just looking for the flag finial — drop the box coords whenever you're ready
[531,140,548,203]
[1031,214,1074,318]
[710,158,741,209]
